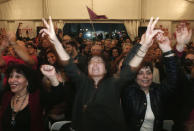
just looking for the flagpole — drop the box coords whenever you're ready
[89,19,96,37]
[86,4,96,38]
[92,0,93,10]
[91,0,97,37]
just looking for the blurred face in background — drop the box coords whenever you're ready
[7,46,16,57]
[65,44,74,55]
[125,38,131,44]
[83,45,90,55]
[104,40,111,51]
[62,35,71,47]
[155,48,162,58]
[85,40,93,49]
[122,44,132,56]
[26,44,37,56]
[47,52,57,65]
[112,48,119,58]
[95,41,104,50]
[110,40,117,49]
[42,39,51,49]
[79,33,83,38]
[91,45,103,56]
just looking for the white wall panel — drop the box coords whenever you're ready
[93,0,141,19]
[0,0,194,20]
[47,0,92,19]
[142,0,194,20]
[0,0,42,20]
[47,0,141,19]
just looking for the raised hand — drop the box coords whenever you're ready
[156,33,172,53]
[0,31,16,50]
[129,17,163,68]
[40,65,59,86]
[7,32,16,43]
[140,17,163,49]
[1,28,7,38]
[40,16,58,44]
[176,22,192,52]
[0,39,9,51]
[41,64,57,78]
[40,16,70,62]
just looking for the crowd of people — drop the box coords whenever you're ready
[0,16,193,131]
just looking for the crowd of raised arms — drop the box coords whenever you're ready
[0,17,193,131]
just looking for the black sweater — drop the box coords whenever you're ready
[63,44,141,131]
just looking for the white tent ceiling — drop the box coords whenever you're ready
[0,0,194,42]
[0,0,194,20]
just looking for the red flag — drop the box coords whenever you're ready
[86,6,108,20]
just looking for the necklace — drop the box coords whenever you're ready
[15,93,28,104]
[10,93,28,126]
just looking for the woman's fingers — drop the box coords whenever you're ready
[156,33,162,41]
[41,33,46,37]
[151,29,163,38]
[40,16,57,41]
[43,65,54,71]
[147,17,154,32]
[40,29,49,37]
[157,33,167,43]
[188,29,192,39]
[41,65,55,75]
[151,17,159,31]
[42,18,49,29]
[49,16,54,30]
[146,17,160,38]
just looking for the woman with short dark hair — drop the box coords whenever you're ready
[0,64,64,131]
[121,32,178,131]
[40,16,162,131]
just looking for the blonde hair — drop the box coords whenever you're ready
[122,43,132,50]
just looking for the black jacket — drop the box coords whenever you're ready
[122,56,177,131]
[172,59,194,131]
[63,44,142,131]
